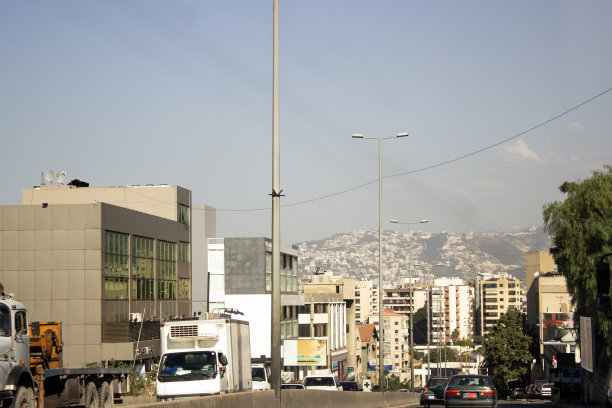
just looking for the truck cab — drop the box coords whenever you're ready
[251,365,270,391]
[0,297,35,408]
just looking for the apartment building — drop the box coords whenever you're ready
[299,272,356,380]
[479,276,523,336]
[355,279,373,324]
[368,309,409,382]
[1,183,209,367]
[383,284,427,319]
[357,323,378,386]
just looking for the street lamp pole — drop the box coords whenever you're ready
[390,219,428,391]
[353,133,408,393]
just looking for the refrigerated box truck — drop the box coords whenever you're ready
[156,318,252,400]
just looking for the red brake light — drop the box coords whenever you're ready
[481,390,496,396]
[446,389,461,397]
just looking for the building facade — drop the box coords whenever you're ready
[1,184,205,367]
[208,237,301,363]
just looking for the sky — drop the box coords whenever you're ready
[1,1,611,245]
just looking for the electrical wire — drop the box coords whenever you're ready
[199,86,612,213]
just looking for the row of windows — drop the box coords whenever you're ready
[104,231,190,301]
[265,253,298,293]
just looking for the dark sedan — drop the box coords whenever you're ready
[421,377,449,407]
[444,375,497,408]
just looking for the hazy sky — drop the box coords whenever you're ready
[1,1,611,245]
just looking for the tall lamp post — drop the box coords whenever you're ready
[389,219,429,391]
[352,132,409,393]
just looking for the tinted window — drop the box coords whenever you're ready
[449,376,492,386]
[304,377,335,387]
[429,378,448,387]
[252,367,266,381]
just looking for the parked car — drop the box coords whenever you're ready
[281,383,305,389]
[420,377,449,407]
[533,379,549,399]
[444,375,497,408]
[303,374,343,391]
[540,383,554,399]
[510,387,524,400]
[340,381,360,391]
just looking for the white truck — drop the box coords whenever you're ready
[156,318,252,400]
[251,364,270,391]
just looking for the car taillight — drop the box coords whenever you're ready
[446,389,461,397]
[481,389,496,396]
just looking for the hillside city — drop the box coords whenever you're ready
[298,227,552,285]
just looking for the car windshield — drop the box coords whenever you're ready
[449,376,492,387]
[429,378,448,387]
[304,377,335,387]
[158,351,217,380]
[252,367,266,381]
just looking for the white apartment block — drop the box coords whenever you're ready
[355,279,373,324]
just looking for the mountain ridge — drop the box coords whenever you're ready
[297,226,551,285]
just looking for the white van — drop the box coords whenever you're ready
[303,374,342,391]
[251,365,270,391]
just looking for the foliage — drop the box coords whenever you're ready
[429,346,460,363]
[413,307,428,344]
[129,363,158,396]
[386,374,411,391]
[481,309,533,398]
[451,329,460,344]
[543,165,612,355]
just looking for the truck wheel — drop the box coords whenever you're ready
[12,387,34,408]
[84,382,99,408]
[98,382,113,408]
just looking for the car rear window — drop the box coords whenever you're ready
[429,378,448,386]
[304,377,335,387]
[448,376,492,387]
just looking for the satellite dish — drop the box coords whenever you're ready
[44,170,54,184]
[56,171,67,185]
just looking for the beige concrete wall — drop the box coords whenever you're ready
[129,390,419,408]
[1,204,103,367]
[23,185,186,222]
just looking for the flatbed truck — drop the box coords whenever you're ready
[0,286,129,408]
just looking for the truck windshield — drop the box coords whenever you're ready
[158,351,217,381]
[0,305,10,337]
[252,367,266,381]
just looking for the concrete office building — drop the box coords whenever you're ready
[209,237,302,364]
[1,183,214,367]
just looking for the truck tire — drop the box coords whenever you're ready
[12,387,35,408]
[98,382,113,408]
[84,382,99,408]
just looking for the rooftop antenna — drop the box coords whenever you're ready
[44,170,54,185]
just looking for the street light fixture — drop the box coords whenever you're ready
[390,219,429,391]
[352,132,409,393]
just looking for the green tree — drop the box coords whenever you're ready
[543,165,612,355]
[481,309,533,398]
[413,307,428,344]
[451,328,460,345]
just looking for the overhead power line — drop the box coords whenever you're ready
[200,86,612,213]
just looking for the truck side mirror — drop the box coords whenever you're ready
[219,354,228,366]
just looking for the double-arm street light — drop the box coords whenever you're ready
[389,219,429,391]
[352,132,409,392]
